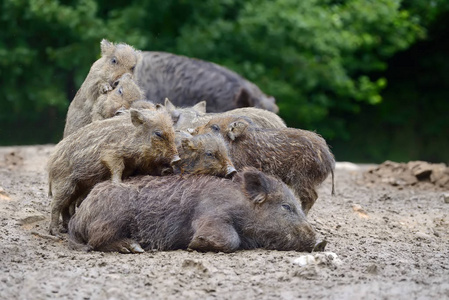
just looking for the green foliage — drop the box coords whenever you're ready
[0,0,448,163]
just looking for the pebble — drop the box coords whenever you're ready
[441,193,449,204]
[415,232,433,241]
[293,252,343,268]
[292,255,315,267]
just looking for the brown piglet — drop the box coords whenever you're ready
[64,39,141,137]
[48,109,179,236]
[195,116,335,214]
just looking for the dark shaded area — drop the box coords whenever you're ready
[331,11,449,163]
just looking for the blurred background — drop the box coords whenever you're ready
[1,0,448,163]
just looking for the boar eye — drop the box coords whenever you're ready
[131,66,135,72]
[154,131,163,138]
[118,87,123,96]
[281,204,292,212]
[211,124,220,132]
[205,151,213,157]
[111,57,117,64]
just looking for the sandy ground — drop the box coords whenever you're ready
[0,145,448,300]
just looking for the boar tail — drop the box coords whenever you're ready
[331,169,335,196]
[48,181,52,197]
[68,238,93,252]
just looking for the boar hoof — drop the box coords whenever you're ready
[48,226,63,239]
[118,241,145,254]
[129,242,145,253]
[313,240,327,252]
[100,83,113,94]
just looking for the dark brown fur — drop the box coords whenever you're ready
[64,39,142,137]
[195,116,335,214]
[163,98,286,130]
[135,51,278,113]
[68,169,316,253]
[48,109,179,235]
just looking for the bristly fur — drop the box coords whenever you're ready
[175,133,236,177]
[47,109,178,236]
[196,116,336,214]
[68,169,316,253]
[163,98,285,130]
[135,51,278,113]
[64,39,142,137]
[91,73,144,122]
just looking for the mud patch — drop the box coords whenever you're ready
[363,160,449,189]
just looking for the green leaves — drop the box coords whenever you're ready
[0,0,447,149]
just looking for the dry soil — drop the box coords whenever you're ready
[0,145,448,299]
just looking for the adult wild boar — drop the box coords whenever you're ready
[68,168,317,253]
[134,51,278,113]
[163,98,286,130]
[64,39,141,137]
[48,109,180,236]
[195,116,335,214]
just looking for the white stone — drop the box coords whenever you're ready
[293,255,316,267]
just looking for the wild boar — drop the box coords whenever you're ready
[64,39,141,137]
[195,116,335,214]
[48,109,180,236]
[134,51,278,113]
[174,132,236,178]
[68,168,317,253]
[91,73,144,122]
[163,98,286,130]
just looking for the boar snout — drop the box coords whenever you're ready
[225,165,237,178]
[313,240,327,252]
[170,155,181,166]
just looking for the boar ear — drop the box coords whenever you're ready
[235,88,253,108]
[243,171,269,204]
[164,98,176,112]
[130,109,148,127]
[100,39,114,56]
[193,101,207,114]
[181,138,197,150]
[155,103,165,111]
[227,120,249,141]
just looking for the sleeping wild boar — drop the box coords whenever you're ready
[68,168,317,253]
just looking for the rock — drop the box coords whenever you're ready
[352,204,369,219]
[293,252,342,269]
[314,252,343,268]
[293,255,316,267]
[441,193,449,204]
[408,161,434,180]
[0,187,10,201]
[15,209,45,225]
[366,264,378,275]
[415,232,433,241]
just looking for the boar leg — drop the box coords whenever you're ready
[300,188,318,215]
[101,150,125,183]
[188,217,240,253]
[49,181,78,236]
[99,239,145,254]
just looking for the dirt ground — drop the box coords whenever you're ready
[1,145,448,300]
